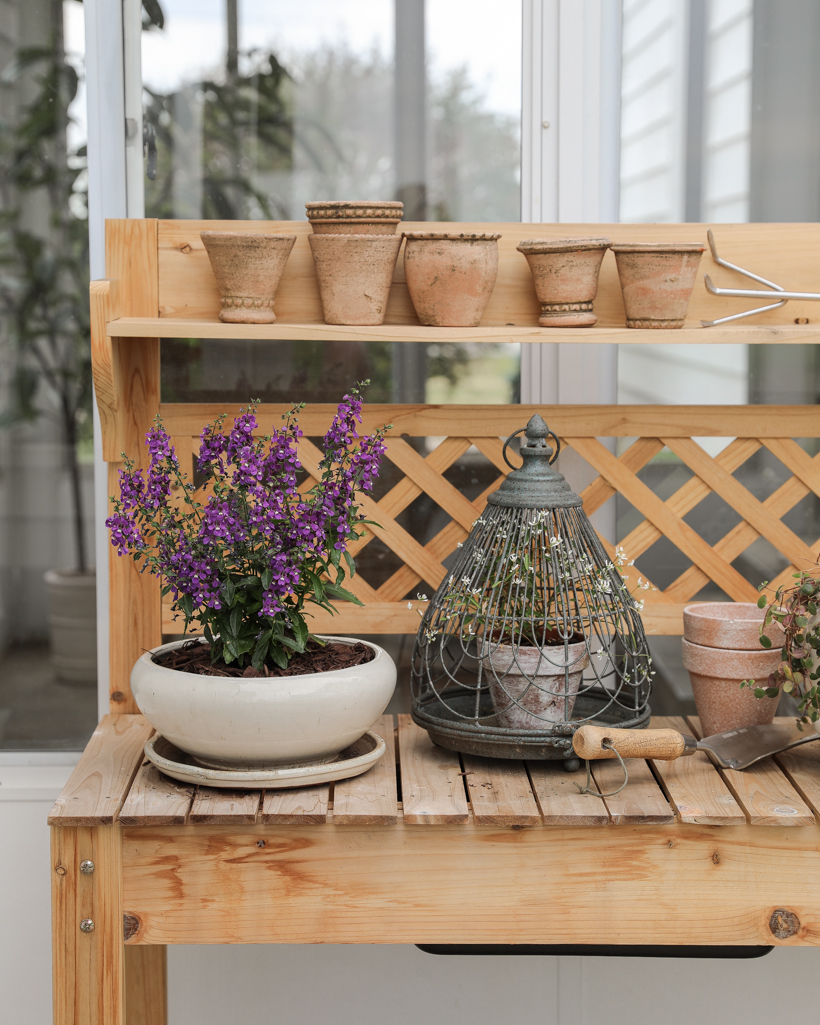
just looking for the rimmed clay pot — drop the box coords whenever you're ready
[611,242,705,328]
[516,237,611,327]
[683,601,784,651]
[130,635,397,770]
[308,233,402,325]
[403,232,501,327]
[305,200,403,235]
[681,637,782,737]
[201,231,296,324]
[484,638,590,729]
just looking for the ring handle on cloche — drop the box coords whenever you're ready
[502,426,561,469]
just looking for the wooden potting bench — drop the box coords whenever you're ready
[50,219,820,1023]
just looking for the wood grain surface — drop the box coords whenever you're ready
[261,784,329,825]
[590,757,674,825]
[688,716,815,826]
[527,760,609,825]
[48,716,153,826]
[397,715,470,824]
[333,715,398,825]
[189,788,261,825]
[461,755,542,826]
[124,946,167,1025]
[650,716,745,825]
[119,761,194,827]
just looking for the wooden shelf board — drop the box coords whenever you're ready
[106,318,820,344]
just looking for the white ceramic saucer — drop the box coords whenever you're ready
[144,730,386,789]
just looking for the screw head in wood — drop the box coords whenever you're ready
[80,860,95,875]
[80,919,95,934]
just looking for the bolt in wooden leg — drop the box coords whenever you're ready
[125,946,168,1025]
[52,825,125,1025]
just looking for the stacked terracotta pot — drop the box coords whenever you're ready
[306,201,404,326]
[682,602,784,736]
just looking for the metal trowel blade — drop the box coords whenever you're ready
[698,722,820,770]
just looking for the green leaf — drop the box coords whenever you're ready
[343,550,356,578]
[289,613,309,650]
[759,634,772,648]
[754,688,766,698]
[757,593,767,608]
[329,546,341,569]
[230,605,242,637]
[765,687,780,698]
[261,567,272,590]
[221,578,236,605]
[269,643,289,669]
[323,582,364,605]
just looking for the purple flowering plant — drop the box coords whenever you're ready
[106,383,390,671]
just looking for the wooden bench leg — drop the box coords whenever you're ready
[52,825,125,1025]
[125,946,167,1025]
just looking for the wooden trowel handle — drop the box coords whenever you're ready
[573,725,687,761]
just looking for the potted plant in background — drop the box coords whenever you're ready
[107,384,397,770]
[742,567,820,732]
[0,35,95,686]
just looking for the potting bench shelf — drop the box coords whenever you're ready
[49,712,820,1022]
[54,218,820,1023]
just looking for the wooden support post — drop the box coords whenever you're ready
[125,946,168,1025]
[51,825,124,1025]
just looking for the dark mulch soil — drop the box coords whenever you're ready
[153,638,374,679]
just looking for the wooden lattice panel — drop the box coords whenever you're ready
[157,403,820,640]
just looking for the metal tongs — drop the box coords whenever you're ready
[702,228,820,327]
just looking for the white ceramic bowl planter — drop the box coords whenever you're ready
[131,636,397,770]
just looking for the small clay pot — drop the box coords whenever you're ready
[403,232,501,327]
[611,242,704,329]
[308,233,402,325]
[516,237,611,327]
[306,201,403,235]
[683,602,784,651]
[201,231,296,324]
[681,637,782,737]
[484,639,590,729]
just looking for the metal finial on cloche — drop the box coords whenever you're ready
[411,415,652,763]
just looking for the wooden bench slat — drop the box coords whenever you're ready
[591,758,674,825]
[48,714,154,826]
[189,788,261,824]
[333,715,398,825]
[688,715,815,826]
[461,755,541,826]
[771,716,820,817]
[650,716,745,825]
[119,760,194,826]
[261,785,329,824]
[397,716,469,824]
[527,760,609,825]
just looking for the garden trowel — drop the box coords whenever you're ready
[572,721,820,770]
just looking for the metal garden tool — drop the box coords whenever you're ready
[701,228,820,327]
[573,721,820,770]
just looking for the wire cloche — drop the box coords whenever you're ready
[411,414,652,763]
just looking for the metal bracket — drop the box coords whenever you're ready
[701,229,820,327]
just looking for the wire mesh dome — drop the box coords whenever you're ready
[411,414,652,763]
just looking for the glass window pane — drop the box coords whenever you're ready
[0,0,96,750]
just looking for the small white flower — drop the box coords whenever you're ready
[550,536,562,547]
[417,592,428,601]
[407,602,413,609]
[457,542,463,548]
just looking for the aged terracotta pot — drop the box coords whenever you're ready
[611,242,704,328]
[683,601,784,650]
[516,237,611,327]
[306,201,403,235]
[681,637,781,737]
[484,639,590,729]
[403,232,501,327]
[308,233,402,325]
[201,231,296,324]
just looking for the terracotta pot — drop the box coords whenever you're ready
[131,635,397,770]
[611,242,704,328]
[308,233,402,325]
[683,601,784,651]
[403,232,501,327]
[44,569,97,687]
[681,637,781,737]
[516,237,611,327]
[484,639,590,729]
[306,201,403,235]
[200,231,296,324]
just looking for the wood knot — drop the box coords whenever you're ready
[180,243,192,254]
[123,914,141,941]
[55,865,66,876]
[769,908,800,939]
[110,691,126,703]
[256,840,266,848]
[712,851,721,865]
